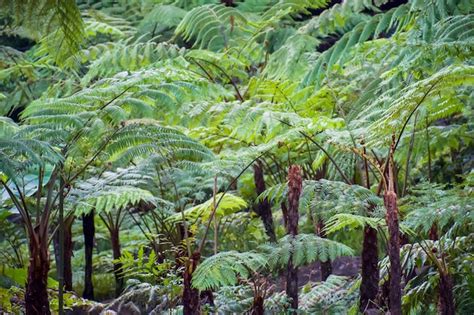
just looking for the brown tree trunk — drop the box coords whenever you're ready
[183,251,201,315]
[286,165,302,313]
[438,271,455,315]
[429,224,438,240]
[26,234,51,315]
[53,216,73,291]
[82,211,95,299]
[317,220,332,281]
[359,226,379,313]
[253,161,276,242]
[251,295,264,315]
[110,228,123,296]
[63,216,74,291]
[384,159,402,315]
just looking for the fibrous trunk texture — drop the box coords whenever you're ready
[110,228,123,296]
[26,234,51,315]
[384,189,402,314]
[253,161,276,242]
[63,216,74,291]
[359,226,379,313]
[183,251,201,315]
[438,271,455,315]
[251,296,264,315]
[82,211,95,299]
[286,165,302,313]
[429,224,438,240]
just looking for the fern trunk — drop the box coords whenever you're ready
[63,217,73,291]
[253,161,276,242]
[82,211,95,299]
[251,296,264,315]
[359,226,379,313]
[429,224,438,240]
[110,228,123,296]
[54,216,74,291]
[438,271,455,315]
[183,251,201,315]
[317,220,332,281]
[384,190,402,315]
[26,235,51,315]
[286,165,302,313]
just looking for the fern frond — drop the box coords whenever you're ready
[300,275,356,313]
[166,193,247,223]
[260,234,353,268]
[175,4,248,51]
[192,251,267,290]
[107,120,214,165]
[401,182,473,235]
[1,0,85,66]
[0,137,62,179]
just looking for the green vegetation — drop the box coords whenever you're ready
[0,0,472,314]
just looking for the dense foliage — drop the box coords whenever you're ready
[0,0,472,314]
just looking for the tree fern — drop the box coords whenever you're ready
[192,251,267,290]
[175,4,248,51]
[138,5,187,40]
[302,0,473,87]
[166,193,247,223]
[81,41,185,85]
[0,0,85,67]
[401,182,473,236]
[74,186,155,216]
[300,275,356,314]
[0,137,62,179]
[260,234,353,268]
[106,120,214,166]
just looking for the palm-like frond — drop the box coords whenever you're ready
[107,120,214,166]
[1,0,85,66]
[300,275,356,313]
[192,251,267,290]
[166,193,247,223]
[175,4,248,51]
[260,234,353,268]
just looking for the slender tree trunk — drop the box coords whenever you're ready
[54,217,73,291]
[438,271,455,315]
[63,216,74,291]
[317,220,332,281]
[110,228,123,296]
[286,165,302,313]
[26,234,51,315]
[82,211,95,299]
[253,161,276,242]
[281,202,288,229]
[384,157,402,315]
[359,226,379,313]
[359,148,380,313]
[183,251,201,315]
